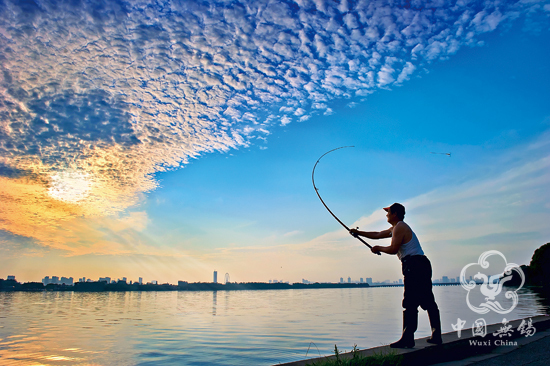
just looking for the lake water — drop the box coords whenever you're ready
[0,286,548,365]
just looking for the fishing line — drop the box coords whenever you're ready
[312,146,380,255]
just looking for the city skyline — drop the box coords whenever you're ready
[1,1,549,285]
[2,271,480,287]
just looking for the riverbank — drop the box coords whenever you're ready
[276,315,550,366]
[0,280,375,292]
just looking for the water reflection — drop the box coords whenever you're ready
[0,287,547,366]
[529,286,550,310]
[213,291,217,316]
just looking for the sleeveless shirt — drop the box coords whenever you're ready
[391,223,424,261]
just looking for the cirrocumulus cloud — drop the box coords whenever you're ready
[0,0,546,249]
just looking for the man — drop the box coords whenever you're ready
[349,203,442,348]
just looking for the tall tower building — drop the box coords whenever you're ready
[213,271,218,284]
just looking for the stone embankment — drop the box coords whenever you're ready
[276,315,550,366]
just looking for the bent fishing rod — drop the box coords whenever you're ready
[312,146,381,255]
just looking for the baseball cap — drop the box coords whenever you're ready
[383,203,405,217]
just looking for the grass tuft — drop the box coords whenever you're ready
[306,345,403,366]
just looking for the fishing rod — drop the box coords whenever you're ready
[312,146,381,255]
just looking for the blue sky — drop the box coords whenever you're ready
[1,0,549,284]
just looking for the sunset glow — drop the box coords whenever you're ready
[48,170,92,203]
[0,0,549,285]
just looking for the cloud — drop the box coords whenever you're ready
[382,133,549,275]
[0,229,48,258]
[252,132,550,281]
[396,62,416,84]
[407,155,550,248]
[23,130,543,281]
[283,230,302,238]
[0,0,547,250]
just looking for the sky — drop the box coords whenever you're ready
[1,0,549,285]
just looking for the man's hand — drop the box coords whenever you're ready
[349,228,359,237]
[371,245,381,255]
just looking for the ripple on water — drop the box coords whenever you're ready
[0,287,547,365]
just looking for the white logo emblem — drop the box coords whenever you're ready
[460,250,525,314]
[472,318,487,337]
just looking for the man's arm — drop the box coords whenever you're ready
[372,223,406,255]
[349,227,392,240]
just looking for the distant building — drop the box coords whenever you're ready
[360,278,364,283]
[99,277,111,284]
[43,276,72,285]
[442,276,449,283]
[347,277,351,283]
[60,277,73,285]
[340,277,344,283]
[139,277,143,285]
[456,277,460,283]
[366,278,373,285]
[213,271,218,284]
[7,275,15,281]
[399,279,403,284]
[178,281,187,287]
[302,279,310,284]
[269,280,272,284]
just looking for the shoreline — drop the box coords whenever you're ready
[0,281,463,292]
[275,315,550,366]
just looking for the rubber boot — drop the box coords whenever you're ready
[426,307,443,345]
[390,309,417,348]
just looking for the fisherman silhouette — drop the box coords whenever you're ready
[350,203,442,348]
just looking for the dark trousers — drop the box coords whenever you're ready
[401,255,438,312]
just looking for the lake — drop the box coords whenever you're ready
[0,286,547,365]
